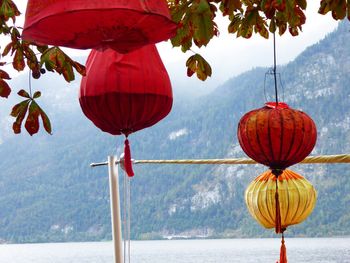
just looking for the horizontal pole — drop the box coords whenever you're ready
[90,154,350,168]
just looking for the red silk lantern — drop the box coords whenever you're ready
[23,0,177,53]
[79,45,173,176]
[237,102,317,171]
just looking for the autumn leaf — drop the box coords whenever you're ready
[219,0,242,16]
[11,98,30,134]
[0,79,11,98]
[10,90,52,135]
[24,100,41,136]
[13,49,25,71]
[186,54,212,81]
[170,0,218,51]
[18,89,30,98]
[2,42,12,56]
[0,0,20,22]
[41,47,86,82]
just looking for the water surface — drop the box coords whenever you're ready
[0,238,349,262]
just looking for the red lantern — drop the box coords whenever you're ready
[237,102,317,171]
[79,45,173,176]
[23,0,177,53]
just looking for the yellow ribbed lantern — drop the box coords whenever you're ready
[245,169,317,230]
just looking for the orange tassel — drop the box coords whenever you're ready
[279,234,287,263]
[124,138,134,177]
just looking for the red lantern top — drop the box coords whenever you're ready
[237,102,317,170]
[79,44,173,136]
[23,0,177,53]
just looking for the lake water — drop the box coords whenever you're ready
[0,238,349,263]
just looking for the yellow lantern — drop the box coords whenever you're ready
[245,169,317,263]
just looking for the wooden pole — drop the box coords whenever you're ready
[108,156,123,263]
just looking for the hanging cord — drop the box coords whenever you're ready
[127,176,131,263]
[28,70,33,98]
[123,167,127,263]
[273,32,279,105]
[121,164,131,263]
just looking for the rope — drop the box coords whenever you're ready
[90,154,350,167]
[134,154,350,165]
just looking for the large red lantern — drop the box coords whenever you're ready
[23,0,177,53]
[237,102,317,172]
[79,45,173,177]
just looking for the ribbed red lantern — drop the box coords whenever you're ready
[237,102,317,171]
[23,0,177,53]
[79,45,173,176]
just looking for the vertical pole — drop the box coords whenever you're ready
[108,156,123,263]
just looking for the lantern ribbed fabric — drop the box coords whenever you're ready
[245,169,317,230]
[238,102,317,170]
[79,45,173,136]
[23,0,177,53]
[79,45,172,177]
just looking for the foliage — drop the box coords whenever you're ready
[0,0,85,136]
[0,0,348,135]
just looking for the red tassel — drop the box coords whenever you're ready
[124,138,134,177]
[275,178,282,234]
[279,234,287,263]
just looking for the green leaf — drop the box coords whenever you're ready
[186,54,212,81]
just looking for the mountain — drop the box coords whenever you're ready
[0,22,350,243]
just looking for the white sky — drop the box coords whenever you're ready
[2,1,338,93]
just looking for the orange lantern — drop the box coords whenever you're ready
[238,102,317,173]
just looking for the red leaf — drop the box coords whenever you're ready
[2,42,13,57]
[13,49,25,71]
[17,89,30,98]
[0,69,11,79]
[11,99,30,134]
[0,79,11,98]
[24,101,40,136]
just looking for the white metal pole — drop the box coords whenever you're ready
[108,156,123,263]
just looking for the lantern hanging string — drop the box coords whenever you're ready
[91,154,350,167]
[273,32,279,105]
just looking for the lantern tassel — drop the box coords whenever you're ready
[124,138,134,177]
[274,171,283,234]
[279,233,287,263]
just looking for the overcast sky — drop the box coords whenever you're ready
[2,1,339,95]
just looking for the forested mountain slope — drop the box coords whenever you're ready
[0,22,349,243]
